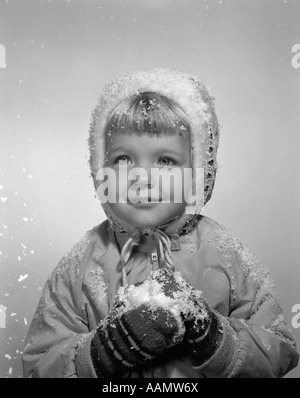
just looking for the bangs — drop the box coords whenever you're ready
[104,92,190,137]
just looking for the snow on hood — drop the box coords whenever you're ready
[88,68,220,237]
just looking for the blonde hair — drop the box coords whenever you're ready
[104,91,190,138]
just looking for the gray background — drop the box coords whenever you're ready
[0,0,299,378]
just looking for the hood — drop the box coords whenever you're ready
[88,68,220,280]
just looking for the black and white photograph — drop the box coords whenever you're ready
[0,0,299,379]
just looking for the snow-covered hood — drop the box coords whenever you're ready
[88,68,220,240]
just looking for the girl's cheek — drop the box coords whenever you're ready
[161,176,184,204]
[116,175,128,203]
[174,178,185,204]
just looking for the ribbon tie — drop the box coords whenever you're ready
[120,228,175,286]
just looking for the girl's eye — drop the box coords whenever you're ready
[116,155,130,165]
[157,157,175,166]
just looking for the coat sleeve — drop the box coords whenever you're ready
[22,246,99,378]
[195,226,299,378]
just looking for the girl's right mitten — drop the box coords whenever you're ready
[90,303,180,378]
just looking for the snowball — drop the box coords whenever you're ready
[109,268,207,347]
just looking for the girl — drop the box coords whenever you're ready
[22,69,298,378]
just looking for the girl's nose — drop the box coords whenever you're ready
[129,163,154,189]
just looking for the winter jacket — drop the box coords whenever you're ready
[22,215,299,378]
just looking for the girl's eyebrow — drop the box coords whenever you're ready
[108,144,187,159]
[109,146,131,154]
[161,149,185,157]
[110,147,184,157]
[155,148,188,160]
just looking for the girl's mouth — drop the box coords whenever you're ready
[129,197,162,207]
[131,201,160,209]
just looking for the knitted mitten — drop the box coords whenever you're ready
[91,303,180,378]
[184,293,223,366]
[152,268,223,366]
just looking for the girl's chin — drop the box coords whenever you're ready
[110,203,186,230]
[122,213,178,229]
[127,217,164,229]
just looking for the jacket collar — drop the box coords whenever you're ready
[113,227,181,253]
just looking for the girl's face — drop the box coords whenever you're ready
[102,131,191,229]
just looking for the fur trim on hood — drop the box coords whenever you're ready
[88,68,220,240]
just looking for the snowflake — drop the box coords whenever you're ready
[18,274,28,282]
